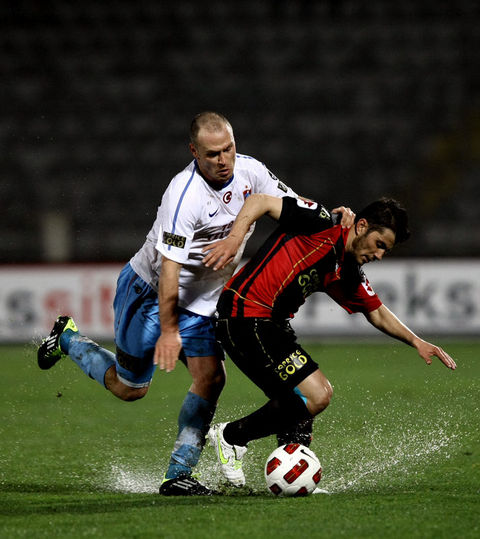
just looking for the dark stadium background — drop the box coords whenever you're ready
[1,0,479,264]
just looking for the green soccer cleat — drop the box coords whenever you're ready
[159,474,219,496]
[208,423,247,487]
[37,316,78,370]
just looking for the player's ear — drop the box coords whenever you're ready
[189,143,198,159]
[355,218,368,235]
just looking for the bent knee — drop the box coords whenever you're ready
[309,380,333,416]
[192,360,226,389]
[118,385,149,402]
[105,366,150,401]
[211,368,227,390]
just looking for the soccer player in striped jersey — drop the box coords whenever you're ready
[205,194,457,488]
[37,112,353,495]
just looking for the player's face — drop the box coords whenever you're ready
[351,221,396,265]
[190,124,236,185]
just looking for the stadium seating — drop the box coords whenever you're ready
[1,0,478,261]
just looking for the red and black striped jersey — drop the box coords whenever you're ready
[217,197,382,320]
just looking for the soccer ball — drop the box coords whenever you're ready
[264,443,322,497]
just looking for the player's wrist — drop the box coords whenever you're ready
[228,232,243,241]
[160,325,179,335]
[411,336,423,349]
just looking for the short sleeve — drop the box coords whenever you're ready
[279,196,334,235]
[250,161,298,198]
[155,189,197,264]
[326,276,382,314]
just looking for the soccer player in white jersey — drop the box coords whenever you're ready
[37,111,353,495]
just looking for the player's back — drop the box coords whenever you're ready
[218,224,344,320]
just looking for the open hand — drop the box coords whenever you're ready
[153,332,182,373]
[202,235,242,271]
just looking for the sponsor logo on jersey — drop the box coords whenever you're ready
[268,169,288,193]
[319,207,331,220]
[296,198,319,210]
[223,191,232,204]
[362,279,376,297]
[243,187,252,199]
[298,268,321,298]
[163,231,186,249]
[277,181,288,193]
[207,221,234,241]
[209,207,219,217]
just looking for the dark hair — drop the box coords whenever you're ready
[189,111,232,146]
[355,198,410,244]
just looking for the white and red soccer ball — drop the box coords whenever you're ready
[265,443,322,497]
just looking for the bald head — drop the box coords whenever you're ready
[190,111,233,146]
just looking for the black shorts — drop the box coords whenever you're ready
[216,318,319,400]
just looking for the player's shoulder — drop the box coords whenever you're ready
[166,161,204,195]
[161,162,208,214]
[234,153,265,172]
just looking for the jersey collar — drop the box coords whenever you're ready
[194,160,235,191]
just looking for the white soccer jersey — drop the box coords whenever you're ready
[129,154,297,317]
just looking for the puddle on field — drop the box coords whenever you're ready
[96,392,464,496]
[98,422,458,496]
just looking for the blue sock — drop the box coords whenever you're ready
[294,386,308,406]
[65,333,115,388]
[59,329,76,353]
[165,391,216,479]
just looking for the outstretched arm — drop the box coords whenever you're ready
[365,304,457,370]
[202,194,355,271]
[154,256,183,373]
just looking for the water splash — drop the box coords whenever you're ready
[322,424,458,493]
[97,409,460,496]
[103,463,160,493]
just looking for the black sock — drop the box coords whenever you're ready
[276,417,314,447]
[223,395,313,447]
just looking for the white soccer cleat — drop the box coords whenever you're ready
[208,423,247,487]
